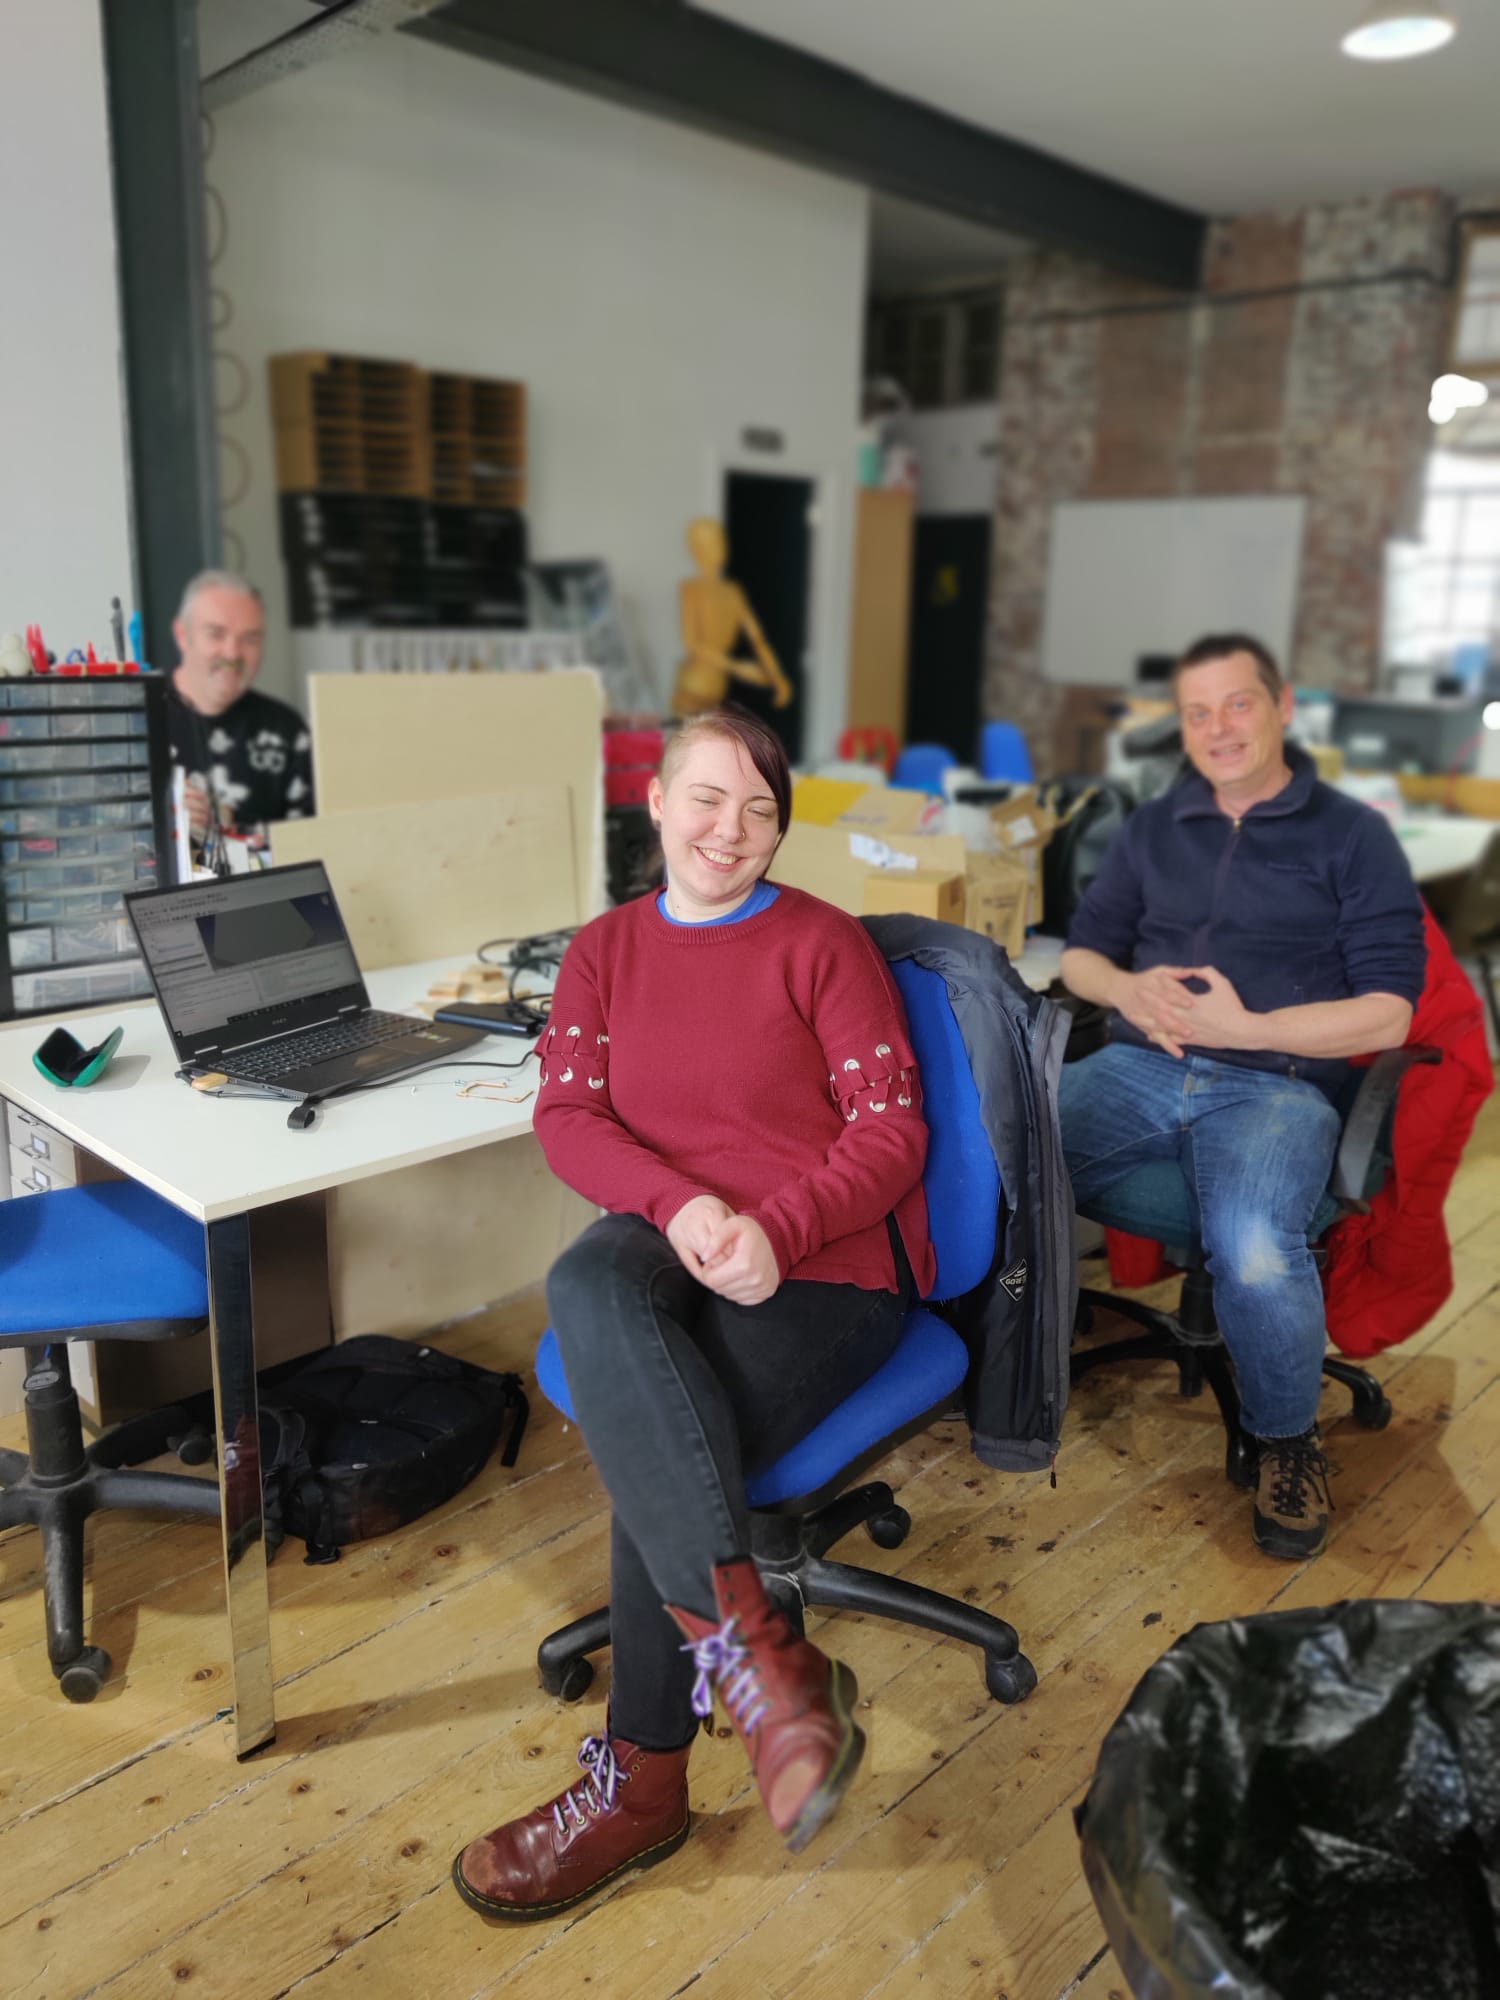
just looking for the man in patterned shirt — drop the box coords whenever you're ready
[166,570,315,849]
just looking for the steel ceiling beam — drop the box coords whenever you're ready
[408,0,1206,289]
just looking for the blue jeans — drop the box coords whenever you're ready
[1058,1044,1341,1438]
[547,1212,909,1750]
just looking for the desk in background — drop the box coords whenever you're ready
[0,956,588,1757]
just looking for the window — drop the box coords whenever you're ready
[867,291,1004,409]
[1454,226,1500,376]
[1408,452,1500,666]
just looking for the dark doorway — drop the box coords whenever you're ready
[905,514,992,763]
[722,469,814,762]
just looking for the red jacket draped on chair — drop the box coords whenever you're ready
[1102,906,1494,1357]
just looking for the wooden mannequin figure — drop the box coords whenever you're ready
[672,517,794,717]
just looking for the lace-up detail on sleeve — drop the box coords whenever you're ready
[826,1035,921,1124]
[538,1020,610,1096]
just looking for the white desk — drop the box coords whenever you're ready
[1391,815,1497,885]
[0,958,544,1756]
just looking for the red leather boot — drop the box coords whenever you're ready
[667,1558,864,1853]
[452,1732,692,1920]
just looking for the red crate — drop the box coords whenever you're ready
[603,727,665,769]
[605,767,656,807]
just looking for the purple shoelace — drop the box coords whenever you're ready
[550,1734,627,1835]
[681,1615,770,1733]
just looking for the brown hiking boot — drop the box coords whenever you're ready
[1252,1428,1333,1561]
[667,1558,864,1854]
[452,1733,691,1921]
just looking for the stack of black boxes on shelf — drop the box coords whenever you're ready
[0,675,172,1021]
[271,352,529,631]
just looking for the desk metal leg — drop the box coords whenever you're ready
[206,1213,275,1756]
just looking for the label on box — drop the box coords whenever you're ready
[850,834,917,871]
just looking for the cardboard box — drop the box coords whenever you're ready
[834,785,944,838]
[965,851,1030,959]
[773,819,969,918]
[987,787,1056,927]
[862,865,966,924]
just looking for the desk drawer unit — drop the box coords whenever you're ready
[0,673,173,1022]
[7,1103,82,1187]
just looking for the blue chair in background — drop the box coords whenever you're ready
[979,720,1034,784]
[0,1181,220,1700]
[890,742,959,797]
[532,953,1037,1709]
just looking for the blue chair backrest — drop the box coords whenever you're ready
[891,742,958,797]
[979,720,1033,784]
[890,957,1001,1302]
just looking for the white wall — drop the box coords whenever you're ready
[211,37,869,756]
[1,1,135,650]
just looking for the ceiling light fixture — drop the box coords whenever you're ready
[1341,3,1457,60]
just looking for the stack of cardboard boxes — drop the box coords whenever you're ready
[777,776,1057,960]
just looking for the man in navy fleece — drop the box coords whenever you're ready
[1059,634,1425,1561]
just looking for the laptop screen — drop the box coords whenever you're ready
[127,863,364,1047]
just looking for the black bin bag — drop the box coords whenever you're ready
[1076,1600,1500,2000]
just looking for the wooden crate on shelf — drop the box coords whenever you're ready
[428,370,526,508]
[269,351,430,497]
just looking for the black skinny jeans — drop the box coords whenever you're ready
[546,1211,911,1752]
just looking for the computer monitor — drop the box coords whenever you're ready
[1331,696,1484,775]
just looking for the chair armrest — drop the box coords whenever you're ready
[1328,1045,1441,1205]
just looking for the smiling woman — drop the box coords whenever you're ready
[451,702,939,1923]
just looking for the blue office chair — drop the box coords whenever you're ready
[979,720,1034,784]
[890,742,959,797]
[1070,1049,1438,1486]
[532,956,1037,1709]
[0,1181,220,1700]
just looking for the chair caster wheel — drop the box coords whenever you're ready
[171,1427,214,1467]
[985,1652,1037,1705]
[1353,1392,1392,1431]
[541,1657,595,1703]
[866,1505,911,1551]
[56,1646,110,1702]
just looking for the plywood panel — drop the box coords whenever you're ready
[308,668,605,918]
[846,488,914,740]
[326,1133,594,1338]
[269,787,576,971]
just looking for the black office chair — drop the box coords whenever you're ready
[1070,1047,1439,1487]
[0,1182,220,1700]
[531,954,1038,1710]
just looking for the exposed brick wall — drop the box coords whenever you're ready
[986,190,1453,770]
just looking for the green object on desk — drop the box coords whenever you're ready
[33,1023,124,1089]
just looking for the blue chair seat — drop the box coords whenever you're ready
[0,1181,208,1337]
[536,1307,969,1510]
[1079,1161,1340,1256]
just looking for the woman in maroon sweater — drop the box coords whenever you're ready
[453,708,935,1922]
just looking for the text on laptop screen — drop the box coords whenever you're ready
[130,865,363,1043]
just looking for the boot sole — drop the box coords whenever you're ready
[782,1660,865,1856]
[450,1814,691,1922]
[1253,1512,1329,1562]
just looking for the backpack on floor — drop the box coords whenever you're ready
[257,1335,530,1563]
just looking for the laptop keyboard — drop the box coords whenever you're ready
[225,1010,420,1082]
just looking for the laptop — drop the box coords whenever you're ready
[125,861,484,1099]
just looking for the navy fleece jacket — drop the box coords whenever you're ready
[1066,745,1426,1095]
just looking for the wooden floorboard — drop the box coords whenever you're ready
[3,1077,1498,2000]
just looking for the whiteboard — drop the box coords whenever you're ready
[1039,495,1307,686]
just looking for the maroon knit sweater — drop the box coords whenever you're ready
[533,885,935,1294]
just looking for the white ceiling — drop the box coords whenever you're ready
[695,0,1500,215]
